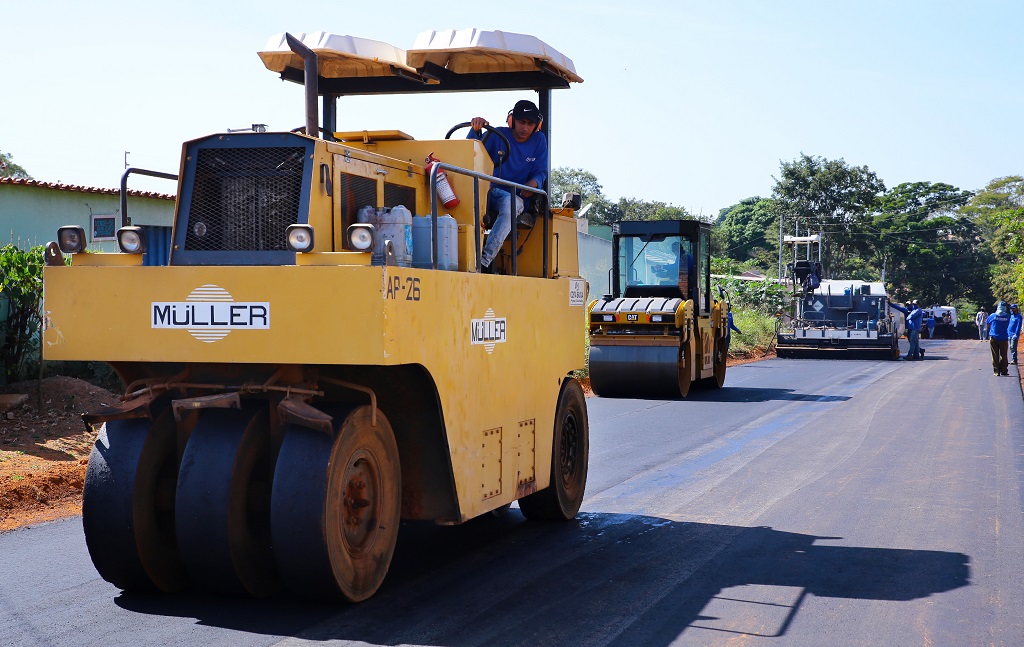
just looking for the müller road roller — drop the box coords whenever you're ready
[588,220,729,398]
[42,29,589,602]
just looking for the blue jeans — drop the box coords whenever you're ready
[907,329,920,359]
[482,187,523,267]
[1011,335,1019,363]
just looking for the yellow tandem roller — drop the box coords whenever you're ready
[588,220,728,398]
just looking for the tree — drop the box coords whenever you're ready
[549,167,696,226]
[549,167,614,224]
[713,197,780,269]
[772,154,885,278]
[0,244,45,384]
[959,175,1024,303]
[872,182,983,305]
[603,197,693,223]
[0,150,32,179]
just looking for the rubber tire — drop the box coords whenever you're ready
[520,379,589,521]
[677,337,693,398]
[175,405,279,597]
[272,405,401,602]
[82,412,187,593]
[710,336,727,388]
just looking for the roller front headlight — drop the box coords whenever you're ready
[286,224,315,253]
[347,224,375,252]
[56,226,87,254]
[117,227,147,254]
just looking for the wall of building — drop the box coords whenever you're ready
[0,180,174,252]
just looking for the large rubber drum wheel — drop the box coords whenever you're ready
[83,411,187,593]
[175,405,279,597]
[520,379,589,520]
[271,405,401,602]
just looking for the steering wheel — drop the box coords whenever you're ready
[445,122,510,170]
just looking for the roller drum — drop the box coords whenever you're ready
[589,344,682,398]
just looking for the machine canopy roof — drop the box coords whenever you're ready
[258,28,582,95]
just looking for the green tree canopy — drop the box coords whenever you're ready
[713,197,779,268]
[772,153,885,278]
[0,150,32,179]
[959,175,1024,303]
[549,167,614,224]
[872,181,984,305]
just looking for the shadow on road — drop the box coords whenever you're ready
[113,512,969,645]
[688,387,853,403]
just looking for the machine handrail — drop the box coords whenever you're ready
[428,162,548,276]
[120,167,179,227]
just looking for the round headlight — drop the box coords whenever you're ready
[286,224,315,252]
[57,226,87,254]
[348,224,374,251]
[117,227,147,254]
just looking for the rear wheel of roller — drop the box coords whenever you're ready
[677,339,693,398]
[709,335,727,388]
[520,380,589,520]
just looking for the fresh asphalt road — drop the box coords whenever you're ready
[2,339,1022,646]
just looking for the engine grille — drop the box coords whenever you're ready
[184,146,306,252]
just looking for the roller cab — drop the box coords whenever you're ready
[588,220,728,398]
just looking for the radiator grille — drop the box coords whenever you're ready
[184,147,306,252]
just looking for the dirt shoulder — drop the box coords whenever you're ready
[0,376,120,532]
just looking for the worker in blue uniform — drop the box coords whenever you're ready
[986,302,1012,375]
[725,304,742,353]
[890,299,924,360]
[1008,304,1021,365]
[467,99,548,272]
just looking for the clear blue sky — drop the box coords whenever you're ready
[3,1,1021,217]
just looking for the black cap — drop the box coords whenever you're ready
[511,100,543,124]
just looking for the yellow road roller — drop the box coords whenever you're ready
[588,219,728,398]
[42,28,589,602]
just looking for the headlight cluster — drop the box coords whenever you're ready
[55,225,148,255]
[53,220,377,257]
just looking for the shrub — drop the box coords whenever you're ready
[0,244,46,384]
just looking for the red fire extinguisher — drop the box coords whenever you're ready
[425,153,460,209]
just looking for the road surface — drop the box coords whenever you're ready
[2,339,1021,646]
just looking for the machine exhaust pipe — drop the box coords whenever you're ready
[285,33,319,138]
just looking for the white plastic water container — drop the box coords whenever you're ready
[412,215,458,271]
[370,205,413,267]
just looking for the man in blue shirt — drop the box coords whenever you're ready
[890,299,924,360]
[986,302,1012,375]
[726,305,742,353]
[1006,303,1021,365]
[467,100,549,272]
